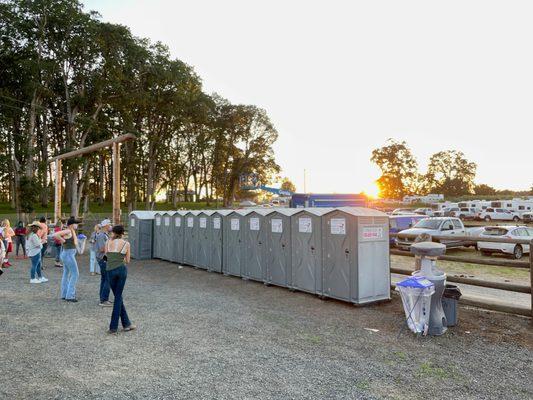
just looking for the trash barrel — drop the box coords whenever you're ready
[442,284,462,327]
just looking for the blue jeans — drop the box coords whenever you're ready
[98,259,110,302]
[60,249,79,300]
[89,250,100,273]
[30,253,42,280]
[107,265,131,331]
[54,244,62,263]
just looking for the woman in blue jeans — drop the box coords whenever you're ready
[105,225,136,334]
[54,217,81,302]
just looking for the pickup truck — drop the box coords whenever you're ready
[395,217,483,250]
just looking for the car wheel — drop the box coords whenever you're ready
[484,216,491,222]
[513,245,523,259]
[459,214,465,220]
[481,251,491,256]
[512,216,520,222]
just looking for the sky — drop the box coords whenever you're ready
[83,0,533,195]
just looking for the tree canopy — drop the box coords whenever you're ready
[0,0,280,217]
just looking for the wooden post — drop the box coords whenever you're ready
[112,142,121,226]
[54,160,62,224]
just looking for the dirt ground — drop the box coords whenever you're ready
[0,254,531,400]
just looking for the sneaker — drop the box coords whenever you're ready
[99,301,113,307]
[123,325,137,332]
[55,263,62,268]
[107,329,118,335]
[30,278,42,284]
[39,277,49,283]
[65,298,78,303]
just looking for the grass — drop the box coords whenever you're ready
[416,362,460,380]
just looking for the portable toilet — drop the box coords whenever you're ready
[222,210,252,277]
[196,210,215,270]
[128,211,158,260]
[183,211,200,267]
[289,208,333,294]
[321,207,390,304]
[242,209,273,282]
[161,211,176,261]
[209,210,232,273]
[171,211,186,263]
[264,208,300,288]
[153,212,165,259]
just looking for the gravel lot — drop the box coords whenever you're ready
[0,254,531,400]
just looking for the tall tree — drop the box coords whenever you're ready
[424,150,477,196]
[370,139,418,199]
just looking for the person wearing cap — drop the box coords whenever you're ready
[105,224,135,334]
[95,218,112,307]
[54,217,81,302]
[26,221,48,284]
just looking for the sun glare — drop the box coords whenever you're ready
[362,182,381,199]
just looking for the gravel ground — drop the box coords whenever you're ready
[0,255,531,400]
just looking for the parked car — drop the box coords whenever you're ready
[444,207,461,217]
[389,215,426,245]
[523,212,533,223]
[477,208,521,222]
[452,207,478,220]
[395,217,477,250]
[478,226,533,259]
[413,208,434,216]
[391,208,416,216]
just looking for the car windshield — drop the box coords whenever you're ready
[483,227,509,236]
[413,219,441,229]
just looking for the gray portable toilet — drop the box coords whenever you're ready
[209,210,231,273]
[171,211,186,263]
[290,208,334,294]
[321,207,390,304]
[128,211,158,260]
[242,209,273,282]
[153,212,165,259]
[183,210,200,267]
[222,210,252,277]
[196,210,215,270]
[264,208,300,288]
[161,211,176,261]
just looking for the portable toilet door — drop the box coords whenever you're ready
[161,211,175,261]
[242,209,272,282]
[210,210,230,273]
[321,208,357,302]
[153,212,164,259]
[290,208,333,294]
[196,211,214,270]
[222,210,250,277]
[264,209,299,288]
[129,211,157,260]
[171,211,186,263]
[183,211,200,266]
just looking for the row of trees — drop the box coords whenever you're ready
[371,139,481,199]
[0,0,280,217]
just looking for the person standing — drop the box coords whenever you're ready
[1,220,15,267]
[54,217,81,302]
[26,221,48,284]
[105,225,135,334]
[14,221,27,259]
[89,224,101,276]
[53,221,63,268]
[0,229,6,273]
[38,217,49,270]
[96,219,112,307]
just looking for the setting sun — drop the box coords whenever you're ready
[362,181,381,199]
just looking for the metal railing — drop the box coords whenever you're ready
[391,233,533,318]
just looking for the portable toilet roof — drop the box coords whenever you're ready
[269,208,301,216]
[337,206,388,218]
[198,210,216,216]
[129,211,159,219]
[296,207,336,216]
[213,209,234,216]
[234,209,255,216]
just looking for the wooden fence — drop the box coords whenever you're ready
[391,233,533,318]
